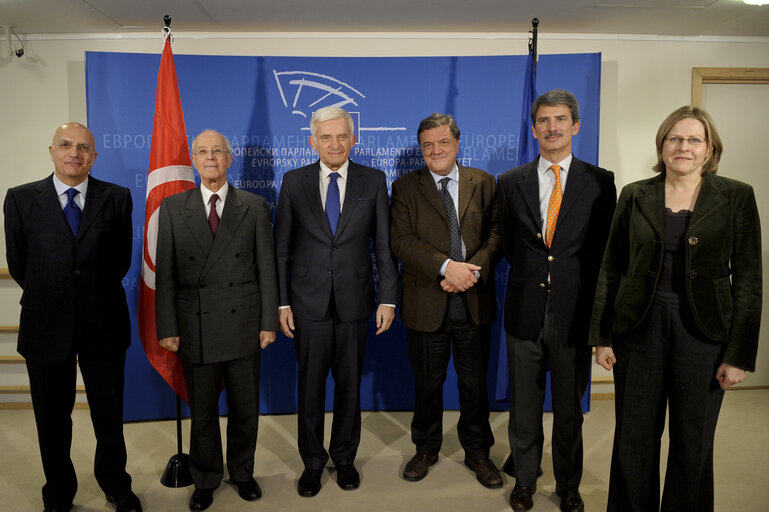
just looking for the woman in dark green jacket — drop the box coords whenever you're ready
[590,106,762,512]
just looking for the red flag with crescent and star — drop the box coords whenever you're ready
[138,37,195,403]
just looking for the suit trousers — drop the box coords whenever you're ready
[407,293,494,460]
[507,293,591,490]
[294,293,368,470]
[608,291,725,512]
[183,352,261,489]
[26,347,131,508]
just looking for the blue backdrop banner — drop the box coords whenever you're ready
[85,51,601,421]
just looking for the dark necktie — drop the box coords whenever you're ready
[209,194,220,236]
[326,172,340,236]
[439,177,463,262]
[63,188,82,236]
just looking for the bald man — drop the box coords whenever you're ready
[4,123,141,512]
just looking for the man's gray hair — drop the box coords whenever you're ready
[530,89,580,124]
[310,107,355,139]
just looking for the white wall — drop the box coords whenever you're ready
[1,31,767,387]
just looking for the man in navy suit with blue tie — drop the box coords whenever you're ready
[4,122,141,512]
[275,106,398,497]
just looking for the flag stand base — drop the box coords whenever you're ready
[161,453,193,487]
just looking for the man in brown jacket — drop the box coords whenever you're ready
[390,113,501,489]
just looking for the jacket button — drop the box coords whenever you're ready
[547,255,554,262]
[231,309,236,314]
[688,236,699,245]
[688,271,698,279]
[536,233,542,239]
[229,282,234,287]
[74,270,81,275]
[328,269,333,275]
[539,282,546,288]
[189,256,195,261]
[199,284,206,289]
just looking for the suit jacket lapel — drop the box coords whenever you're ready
[78,177,107,241]
[519,161,542,229]
[336,161,363,238]
[558,158,588,223]
[457,164,476,223]
[300,162,334,239]
[181,188,214,255]
[418,167,448,224]
[690,174,728,230]
[202,187,247,276]
[34,176,73,239]
[637,173,666,240]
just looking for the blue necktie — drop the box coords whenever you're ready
[325,172,340,236]
[63,188,82,236]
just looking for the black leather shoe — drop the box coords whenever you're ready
[189,488,214,511]
[336,464,360,490]
[464,457,503,488]
[233,477,262,501]
[298,468,323,497]
[556,486,585,512]
[402,452,439,481]
[106,491,143,512]
[510,482,537,511]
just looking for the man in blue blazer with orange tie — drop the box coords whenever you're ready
[274,106,398,498]
[4,122,141,512]
[498,90,616,512]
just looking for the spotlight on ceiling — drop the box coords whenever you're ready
[744,0,768,5]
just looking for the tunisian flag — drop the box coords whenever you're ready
[138,38,195,403]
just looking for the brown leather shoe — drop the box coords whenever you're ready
[402,452,438,481]
[464,457,503,488]
[510,482,536,511]
[556,486,584,512]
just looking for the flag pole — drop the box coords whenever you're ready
[530,17,539,74]
[154,14,193,488]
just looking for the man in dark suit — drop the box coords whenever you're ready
[155,130,278,511]
[3,123,141,512]
[274,106,398,497]
[390,113,502,489]
[497,90,616,512]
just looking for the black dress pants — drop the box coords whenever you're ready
[506,293,591,491]
[26,348,132,509]
[294,293,368,470]
[407,293,494,460]
[608,291,725,512]
[183,352,261,489]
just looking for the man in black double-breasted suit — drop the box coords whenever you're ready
[156,130,278,511]
[274,106,398,497]
[498,90,616,512]
[4,122,141,512]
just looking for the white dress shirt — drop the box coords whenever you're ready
[53,174,88,211]
[200,182,229,217]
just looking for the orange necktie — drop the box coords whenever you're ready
[545,165,562,247]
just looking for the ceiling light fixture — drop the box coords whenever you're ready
[743,0,768,6]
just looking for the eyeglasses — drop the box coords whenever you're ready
[194,147,229,157]
[55,141,92,153]
[665,137,706,146]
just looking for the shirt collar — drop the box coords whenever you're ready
[537,153,573,176]
[200,181,229,204]
[319,159,350,180]
[52,174,89,198]
[429,162,459,186]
